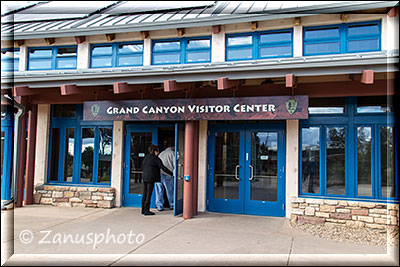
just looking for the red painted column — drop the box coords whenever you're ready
[192,121,199,216]
[183,121,194,219]
[24,105,37,205]
[16,113,28,208]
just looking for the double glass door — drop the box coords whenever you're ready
[122,123,184,216]
[207,123,286,217]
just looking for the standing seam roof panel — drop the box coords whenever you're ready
[120,15,141,25]
[155,11,182,22]
[21,21,54,32]
[248,2,268,13]
[108,15,131,26]
[12,22,42,33]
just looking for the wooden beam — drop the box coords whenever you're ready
[388,7,397,17]
[213,25,221,34]
[140,31,149,40]
[12,86,56,97]
[113,82,147,94]
[294,17,301,26]
[61,84,81,95]
[340,14,348,22]
[177,28,185,37]
[286,74,296,88]
[75,36,86,44]
[361,70,374,84]
[251,21,258,30]
[217,77,239,91]
[14,40,25,47]
[45,38,55,45]
[106,34,115,42]
[163,80,194,92]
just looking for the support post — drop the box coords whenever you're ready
[183,121,195,219]
[24,105,37,205]
[192,121,199,216]
[16,113,28,207]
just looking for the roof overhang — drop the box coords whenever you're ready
[1,51,398,90]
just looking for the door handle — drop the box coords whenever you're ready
[235,165,240,181]
[249,165,254,181]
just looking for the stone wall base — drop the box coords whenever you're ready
[291,197,399,230]
[34,185,115,208]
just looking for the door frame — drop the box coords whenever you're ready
[122,124,157,207]
[206,122,286,217]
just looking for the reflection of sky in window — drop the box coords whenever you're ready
[154,41,180,51]
[302,128,320,150]
[1,51,19,59]
[256,133,277,149]
[82,138,94,151]
[357,106,389,113]
[305,28,339,39]
[308,107,344,114]
[228,36,252,46]
[187,39,210,49]
[348,24,379,36]
[118,44,143,53]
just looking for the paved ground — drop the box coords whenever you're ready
[1,205,398,266]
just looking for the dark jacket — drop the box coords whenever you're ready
[142,154,173,183]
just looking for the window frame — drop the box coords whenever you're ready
[90,41,144,68]
[303,20,381,56]
[226,29,293,62]
[27,45,77,71]
[299,97,398,203]
[1,48,20,72]
[151,36,212,65]
[47,104,113,186]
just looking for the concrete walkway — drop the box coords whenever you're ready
[1,205,398,266]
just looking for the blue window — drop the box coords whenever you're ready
[152,37,211,65]
[1,105,14,200]
[48,104,113,186]
[1,48,19,72]
[303,20,381,56]
[90,42,143,68]
[226,29,293,61]
[28,46,77,70]
[300,96,398,203]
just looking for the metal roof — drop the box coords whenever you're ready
[2,50,398,89]
[1,1,398,40]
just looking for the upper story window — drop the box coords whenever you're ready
[1,48,19,72]
[303,20,381,56]
[226,29,293,61]
[90,42,143,68]
[152,37,211,65]
[28,46,77,70]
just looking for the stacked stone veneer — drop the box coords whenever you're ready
[34,185,115,208]
[291,197,399,230]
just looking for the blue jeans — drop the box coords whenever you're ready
[155,174,174,210]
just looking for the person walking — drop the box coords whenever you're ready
[155,146,175,211]
[141,144,173,216]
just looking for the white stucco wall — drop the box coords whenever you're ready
[197,120,208,212]
[111,121,124,207]
[34,104,51,186]
[285,120,299,218]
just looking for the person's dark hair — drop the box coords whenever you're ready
[148,144,159,155]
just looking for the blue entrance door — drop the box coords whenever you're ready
[207,123,286,217]
[122,123,184,216]
[122,125,157,207]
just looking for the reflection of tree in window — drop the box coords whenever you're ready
[326,127,346,195]
[98,128,112,183]
[381,127,395,198]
